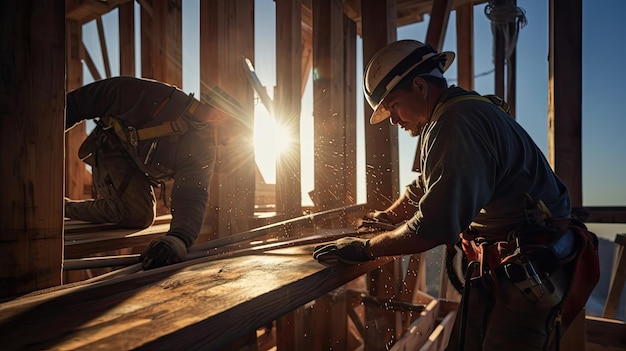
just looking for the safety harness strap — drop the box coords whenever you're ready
[103,98,202,145]
[430,93,511,123]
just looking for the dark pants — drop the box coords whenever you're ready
[65,140,156,229]
[446,262,572,351]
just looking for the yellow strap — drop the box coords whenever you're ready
[137,119,188,140]
[431,94,510,123]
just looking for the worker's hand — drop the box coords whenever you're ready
[356,211,397,233]
[313,237,374,266]
[363,210,393,224]
[141,235,187,270]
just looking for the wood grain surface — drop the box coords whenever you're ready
[1,235,393,350]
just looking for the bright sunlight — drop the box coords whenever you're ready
[253,107,295,183]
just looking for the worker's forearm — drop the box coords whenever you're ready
[366,224,440,257]
[384,194,418,223]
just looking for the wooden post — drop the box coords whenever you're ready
[425,0,452,52]
[343,15,358,213]
[65,20,88,201]
[361,0,399,349]
[200,0,256,236]
[494,25,505,99]
[140,0,157,79]
[549,0,584,349]
[506,1,517,118]
[361,0,399,211]
[548,0,583,206]
[155,0,182,86]
[275,0,303,217]
[119,0,136,77]
[312,0,347,211]
[455,3,474,91]
[0,0,65,297]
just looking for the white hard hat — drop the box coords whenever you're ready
[364,40,455,124]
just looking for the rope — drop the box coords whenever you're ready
[484,0,528,60]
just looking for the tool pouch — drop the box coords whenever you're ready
[558,223,600,332]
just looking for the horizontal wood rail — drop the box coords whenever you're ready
[0,243,394,350]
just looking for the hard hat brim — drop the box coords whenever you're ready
[369,51,455,124]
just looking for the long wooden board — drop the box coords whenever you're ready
[1,234,392,350]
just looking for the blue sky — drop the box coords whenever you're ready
[83,0,626,212]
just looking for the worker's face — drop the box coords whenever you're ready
[383,78,430,137]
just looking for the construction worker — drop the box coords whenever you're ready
[65,76,239,270]
[313,40,599,350]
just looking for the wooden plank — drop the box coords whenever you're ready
[548,0,583,205]
[344,14,358,215]
[276,306,306,351]
[506,0,517,118]
[275,0,303,217]
[0,0,65,298]
[603,234,625,319]
[585,316,626,350]
[455,3,473,90]
[571,206,626,223]
[361,0,400,211]
[64,223,172,258]
[155,0,182,86]
[494,23,505,99]
[389,298,439,350]
[66,0,133,24]
[140,0,157,79]
[417,311,456,351]
[118,0,135,76]
[312,0,347,210]
[360,1,400,349]
[0,247,394,350]
[200,0,256,236]
[96,16,112,78]
[65,19,89,202]
[424,0,452,52]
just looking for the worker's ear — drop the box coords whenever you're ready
[412,76,428,99]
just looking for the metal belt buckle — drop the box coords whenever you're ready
[127,126,139,146]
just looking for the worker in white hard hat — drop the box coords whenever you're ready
[313,40,599,351]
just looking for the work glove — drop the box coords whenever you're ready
[363,210,393,223]
[313,237,374,266]
[141,235,187,270]
[356,210,397,233]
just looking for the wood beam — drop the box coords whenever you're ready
[344,15,358,212]
[507,0,517,118]
[548,0,582,205]
[549,0,584,348]
[156,0,183,86]
[425,0,452,52]
[275,0,303,217]
[455,3,474,90]
[66,0,134,24]
[200,0,256,236]
[361,2,400,348]
[494,25,505,99]
[118,0,135,76]
[140,0,157,79]
[312,0,347,211]
[96,16,112,78]
[0,0,65,297]
[65,20,88,201]
[361,0,399,211]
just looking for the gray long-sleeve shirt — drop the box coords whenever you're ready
[405,87,571,244]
